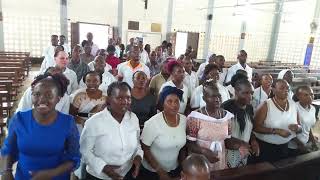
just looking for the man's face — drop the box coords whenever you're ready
[51,36,59,46]
[59,36,65,44]
[87,33,93,42]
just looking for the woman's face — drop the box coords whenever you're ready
[171,66,185,83]
[55,51,68,68]
[133,72,147,89]
[203,87,221,109]
[298,88,314,106]
[284,71,294,84]
[163,94,180,115]
[235,84,253,105]
[205,69,219,82]
[85,73,101,90]
[108,88,131,115]
[32,81,60,115]
[273,81,289,100]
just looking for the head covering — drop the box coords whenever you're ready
[159,86,184,107]
[277,69,294,79]
[167,60,181,74]
[205,52,215,63]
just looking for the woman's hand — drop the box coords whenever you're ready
[158,169,172,180]
[103,165,123,180]
[2,171,14,180]
[288,124,301,133]
[202,148,220,163]
[75,116,85,127]
[30,169,55,180]
[250,140,260,156]
[275,129,291,138]
[239,143,251,158]
[132,156,142,178]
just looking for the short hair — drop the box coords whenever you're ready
[107,81,131,97]
[54,49,66,58]
[215,55,225,61]
[272,79,287,88]
[292,85,311,102]
[167,43,173,48]
[31,73,69,97]
[82,71,103,84]
[231,73,250,90]
[81,40,88,47]
[107,45,116,52]
[60,35,66,38]
[182,154,210,174]
[51,34,58,38]
[239,50,247,56]
[203,63,219,79]
[132,71,147,81]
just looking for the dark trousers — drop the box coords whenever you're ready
[256,138,289,163]
[135,165,181,180]
[86,167,135,180]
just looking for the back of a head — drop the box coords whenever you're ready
[182,154,210,180]
[231,73,248,88]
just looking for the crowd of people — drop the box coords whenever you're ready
[0,32,319,180]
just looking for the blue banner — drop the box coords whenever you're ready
[303,43,314,66]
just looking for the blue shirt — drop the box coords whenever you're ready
[1,110,80,180]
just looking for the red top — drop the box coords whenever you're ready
[105,55,120,69]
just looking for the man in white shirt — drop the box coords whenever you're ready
[87,32,99,56]
[225,50,253,83]
[55,50,78,94]
[215,55,228,86]
[39,35,59,73]
[117,45,151,88]
[79,55,116,93]
[59,35,71,55]
[182,56,198,97]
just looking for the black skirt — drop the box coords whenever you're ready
[86,167,135,180]
[256,138,289,163]
[135,165,181,180]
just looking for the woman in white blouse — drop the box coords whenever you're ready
[80,82,143,180]
[288,86,318,155]
[251,74,273,111]
[139,86,187,180]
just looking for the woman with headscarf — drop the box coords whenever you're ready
[196,53,216,81]
[277,69,294,99]
[138,86,187,180]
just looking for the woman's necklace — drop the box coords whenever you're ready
[163,112,178,127]
[273,97,288,112]
[204,106,222,119]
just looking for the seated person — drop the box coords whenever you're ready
[67,45,90,83]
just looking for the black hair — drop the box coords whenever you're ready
[44,67,56,74]
[271,79,287,88]
[82,71,103,84]
[60,35,66,38]
[231,73,249,88]
[81,40,88,47]
[107,81,131,97]
[107,45,116,52]
[239,50,247,56]
[51,34,58,38]
[31,73,69,97]
[167,43,173,48]
[132,70,147,81]
[215,55,225,61]
[202,63,219,80]
[54,49,66,58]
[292,85,311,102]
[162,40,168,45]
[203,79,221,99]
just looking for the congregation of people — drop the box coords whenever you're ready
[1,32,319,180]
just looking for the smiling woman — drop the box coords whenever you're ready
[1,74,81,180]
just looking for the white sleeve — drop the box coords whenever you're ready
[134,122,144,159]
[141,118,158,146]
[71,74,79,94]
[80,123,107,174]
[190,90,200,109]
[144,66,151,79]
[16,88,32,112]
[61,95,71,114]
[225,66,234,83]
[79,79,87,89]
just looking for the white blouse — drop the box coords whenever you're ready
[80,109,143,179]
[190,84,230,109]
[141,112,186,172]
[183,71,199,97]
[289,103,316,149]
[251,87,269,111]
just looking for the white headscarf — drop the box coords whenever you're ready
[205,52,215,63]
[277,69,294,79]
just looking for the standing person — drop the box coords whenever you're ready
[180,154,211,180]
[1,74,80,180]
[277,69,294,99]
[131,71,157,129]
[225,50,253,83]
[80,56,116,94]
[159,61,189,114]
[80,82,143,180]
[67,45,90,83]
[222,77,260,168]
[147,50,161,77]
[51,50,78,95]
[155,46,164,63]
[149,60,170,98]
[39,35,59,73]
[183,56,199,97]
[126,38,134,53]
[119,44,125,60]
[80,42,95,64]
[86,32,99,56]
[288,86,318,155]
[105,44,121,75]
[139,41,150,64]
[166,43,175,60]
[196,53,216,81]
[254,79,301,163]
[117,45,151,88]
[190,64,230,110]
[88,55,112,72]
[187,80,234,170]
[161,40,168,58]
[16,67,71,114]
[252,74,273,111]
[214,55,228,86]
[59,35,71,55]
[138,86,186,180]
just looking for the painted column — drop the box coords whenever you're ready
[203,0,215,59]
[60,0,68,41]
